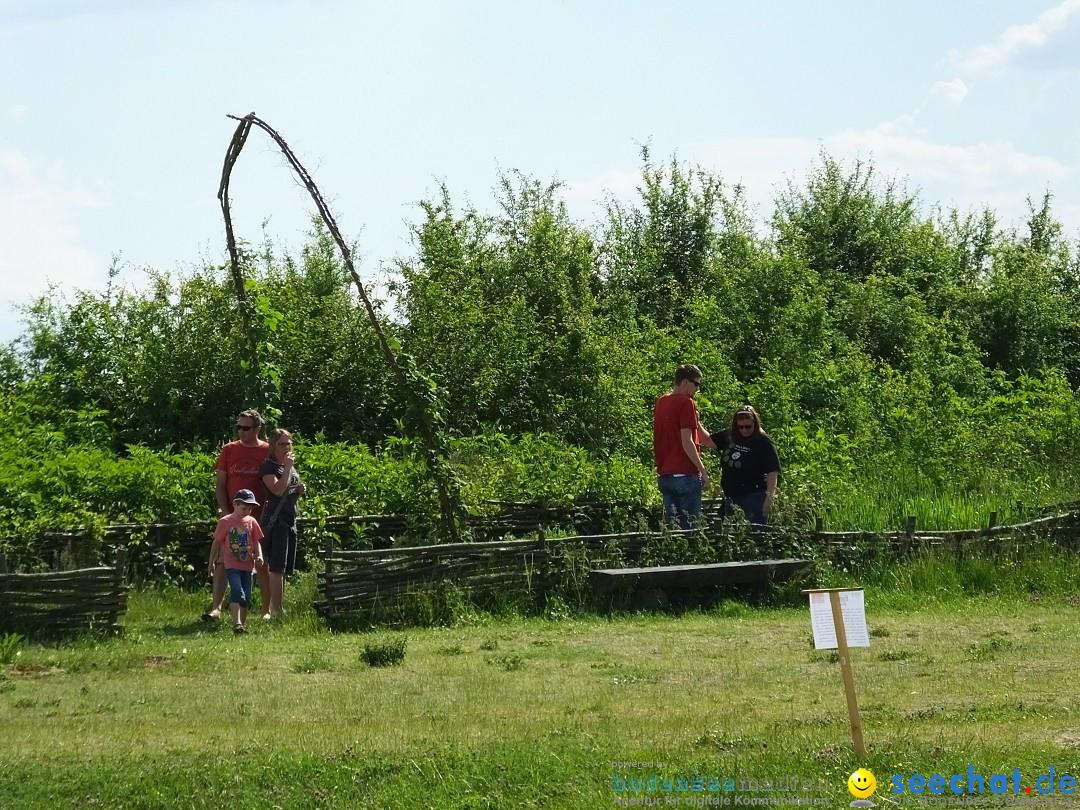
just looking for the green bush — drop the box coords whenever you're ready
[0,633,24,665]
[360,636,407,667]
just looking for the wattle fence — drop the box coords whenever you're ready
[29,500,648,578]
[7,501,1080,631]
[313,508,1080,622]
[0,551,128,636]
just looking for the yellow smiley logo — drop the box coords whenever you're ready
[848,768,877,799]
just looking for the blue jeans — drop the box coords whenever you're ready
[658,474,703,530]
[226,569,253,608]
[723,490,769,525]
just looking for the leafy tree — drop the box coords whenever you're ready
[249,222,397,442]
[13,227,398,449]
[396,173,640,450]
[969,194,1080,382]
[599,148,758,331]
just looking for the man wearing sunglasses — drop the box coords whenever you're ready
[204,409,270,621]
[653,364,717,529]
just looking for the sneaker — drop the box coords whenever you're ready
[233,623,247,634]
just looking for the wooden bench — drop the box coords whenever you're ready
[590,558,813,594]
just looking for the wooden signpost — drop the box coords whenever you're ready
[803,587,869,759]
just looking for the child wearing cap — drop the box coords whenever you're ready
[207,489,265,634]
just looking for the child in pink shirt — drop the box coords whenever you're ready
[207,489,265,634]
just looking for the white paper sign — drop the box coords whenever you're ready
[808,590,870,650]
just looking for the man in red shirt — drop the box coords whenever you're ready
[653,364,716,529]
[203,409,270,621]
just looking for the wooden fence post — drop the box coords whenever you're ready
[536,527,548,607]
[987,511,998,531]
[110,549,128,631]
[905,515,917,542]
[0,553,7,631]
[324,534,336,617]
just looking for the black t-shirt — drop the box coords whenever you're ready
[710,430,781,497]
[258,458,301,528]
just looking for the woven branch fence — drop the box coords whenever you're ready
[0,551,128,636]
[12,504,1080,629]
[32,497,1080,575]
[30,501,649,577]
[314,509,1080,621]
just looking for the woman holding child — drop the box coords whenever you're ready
[259,428,307,618]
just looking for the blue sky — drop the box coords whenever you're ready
[2,0,1079,342]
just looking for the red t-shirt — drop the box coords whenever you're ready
[653,392,700,475]
[215,440,269,518]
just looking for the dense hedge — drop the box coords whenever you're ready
[3,150,1080,559]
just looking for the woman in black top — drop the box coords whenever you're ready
[259,428,307,618]
[710,405,780,525]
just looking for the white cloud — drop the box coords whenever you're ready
[829,123,1070,191]
[564,166,641,223]
[0,148,33,178]
[570,127,1075,237]
[7,104,29,122]
[960,0,1080,73]
[929,79,968,105]
[0,148,105,325]
[565,138,819,230]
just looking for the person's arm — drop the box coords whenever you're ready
[763,471,779,516]
[698,421,717,451]
[207,531,221,577]
[215,469,230,516]
[244,518,264,568]
[761,436,781,515]
[680,427,710,490]
[262,454,295,498]
[262,471,287,498]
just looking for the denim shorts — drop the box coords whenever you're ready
[226,568,254,608]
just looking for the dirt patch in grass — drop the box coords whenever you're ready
[1052,730,1080,747]
[7,663,64,676]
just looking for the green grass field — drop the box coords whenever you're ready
[2,569,1079,809]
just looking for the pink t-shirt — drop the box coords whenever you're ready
[215,440,269,519]
[214,514,264,572]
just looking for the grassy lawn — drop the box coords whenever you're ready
[1,575,1079,809]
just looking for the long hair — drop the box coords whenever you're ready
[267,428,293,462]
[728,405,766,437]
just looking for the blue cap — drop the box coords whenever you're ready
[233,489,259,506]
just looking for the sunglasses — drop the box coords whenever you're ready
[736,422,754,429]
[236,424,257,431]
